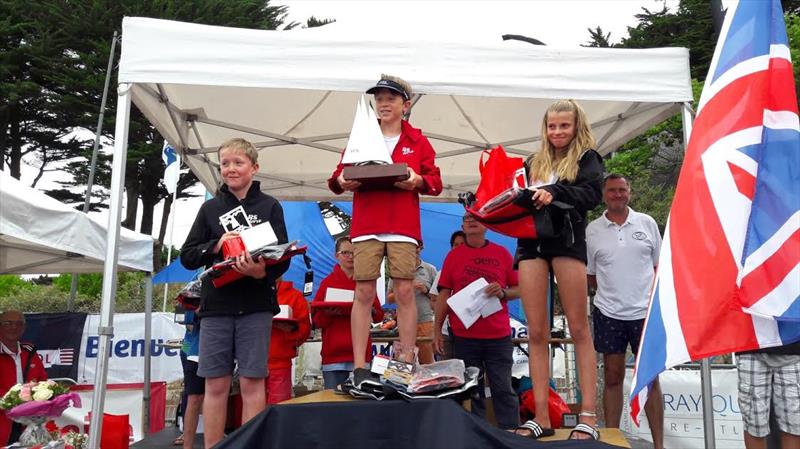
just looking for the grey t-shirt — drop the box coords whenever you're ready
[388,260,438,323]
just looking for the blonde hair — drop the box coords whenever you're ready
[218,138,259,165]
[380,73,413,98]
[527,100,596,183]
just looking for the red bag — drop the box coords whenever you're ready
[463,146,540,239]
[519,387,571,429]
[473,146,527,207]
[462,146,574,240]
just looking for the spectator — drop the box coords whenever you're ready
[329,74,442,382]
[0,310,47,445]
[387,245,437,364]
[267,279,311,404]
[433,214,520,430]
[737,341,800,449]
[177,310,203,449]
[181,138,290,448]
[312,237,384,389]
[449,230,466,248]
[586,173,663,448]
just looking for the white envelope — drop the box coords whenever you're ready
[446,278,489,328]
[325,288,355,302]
[275,304,293,319]
[239,221,278,251]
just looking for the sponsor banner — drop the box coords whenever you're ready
[77,313,184,384]
[23,313,88,381]
[622,368,744,449]
[54,382,166,443]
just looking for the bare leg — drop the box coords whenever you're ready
[645,377,664,449]
[743,432,767,449]
[352,280,377,368]
[183,394,204,449]
[392,278,418,362]
[202,375,231,448]
[517,258,552,433]
[552,257,597,439]
[602,352,626,427]
[239,376,266,424]
[781,432,800,449]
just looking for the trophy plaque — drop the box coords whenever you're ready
[341,95,410,190]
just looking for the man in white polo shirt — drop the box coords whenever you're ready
[586,174,664,449]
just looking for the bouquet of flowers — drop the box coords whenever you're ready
[0,381,81,446]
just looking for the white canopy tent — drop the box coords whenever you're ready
[0,171,153,274]
[121,17,692,200]
[88,16,694,448]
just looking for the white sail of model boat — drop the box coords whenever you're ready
[342,95,392,165]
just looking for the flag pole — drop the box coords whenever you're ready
[682,101,716,449]
[162,180,179,312]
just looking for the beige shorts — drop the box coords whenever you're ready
[353,240,417,281]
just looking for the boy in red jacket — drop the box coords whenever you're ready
[329,75,441,378]
[266,279,311,404]
[312,237,384,389]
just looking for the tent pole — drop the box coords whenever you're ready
[68,30,119,311]
[162,185,179,311]
[143,273,153,435]
[682,101,716,449]
[87,83,131,449]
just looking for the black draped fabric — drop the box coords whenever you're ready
[213,398,618,449]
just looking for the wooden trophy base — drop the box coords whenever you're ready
[343,163,409,190]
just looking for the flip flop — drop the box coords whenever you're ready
[172,433,184,445]
[513,420,555,439]
[569,423,600,440]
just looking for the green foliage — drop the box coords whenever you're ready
[0,275,34,298]
[0,272,180,313]
[786,11,800,108]
[584,26,613,48]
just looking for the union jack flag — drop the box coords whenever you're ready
[629,0,800,424]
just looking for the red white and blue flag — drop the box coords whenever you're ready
[629,0,800,424]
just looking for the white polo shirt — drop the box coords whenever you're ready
[586,207,661,320]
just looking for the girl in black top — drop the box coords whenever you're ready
[514,100,603,441]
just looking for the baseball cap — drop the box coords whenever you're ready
[366,78,410,101]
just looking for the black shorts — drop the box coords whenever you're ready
[592,308,645,355]
[514,236,587,268]
[180,351,205,395]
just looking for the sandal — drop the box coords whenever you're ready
[172,433,184,446]
[513,420,555,439]
[569,423,600,440]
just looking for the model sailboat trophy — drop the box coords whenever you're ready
[341,95,410,189]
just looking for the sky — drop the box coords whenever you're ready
[16,0,690,255]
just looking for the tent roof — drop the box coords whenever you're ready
[0,172,154,274]
[119,17,693,201]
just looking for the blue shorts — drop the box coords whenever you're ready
[197,312,273,378]
[592,308,644,355]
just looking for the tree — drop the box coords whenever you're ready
[4,1,334,271]
[622,0,716,80]
[0,1,90,182]
[584,26,613,48]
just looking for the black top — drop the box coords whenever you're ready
[180,181,290,317]
[521,149,604,245]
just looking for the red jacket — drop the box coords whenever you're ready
[0,343,48,444]
[269,281,311,370]
[329,120,442,242]
[312,265,384,365]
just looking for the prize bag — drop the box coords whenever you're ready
[460,145,573,240]
[519,386,571,429]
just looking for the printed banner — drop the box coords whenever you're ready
[623,368,744,449]
[76,313,184,384]
[23,313,88,381]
